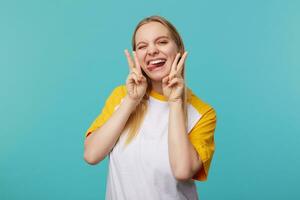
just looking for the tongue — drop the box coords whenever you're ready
[149,62,165,70]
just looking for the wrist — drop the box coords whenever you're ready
[168,98,183,106]
[168,97,183,103]
[124,95,141,110]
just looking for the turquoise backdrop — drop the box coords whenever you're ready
[1,0,299,199]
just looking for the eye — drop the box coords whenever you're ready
[158,40,168,44]
[138,45,146,50]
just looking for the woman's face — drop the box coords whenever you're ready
[135,22,179,81]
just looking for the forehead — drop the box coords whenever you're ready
[135,22,170,42]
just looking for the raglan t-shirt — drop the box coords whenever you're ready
[85,85,217,200]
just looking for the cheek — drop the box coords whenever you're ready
[136,51,145,62]
[136,52,147,70]
[166,48,178,62]
[163,44,178,57]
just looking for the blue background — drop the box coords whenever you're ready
[1,0,299,199]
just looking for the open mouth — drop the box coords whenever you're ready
[147,59,167,71]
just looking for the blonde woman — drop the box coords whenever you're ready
[84,15,217,200]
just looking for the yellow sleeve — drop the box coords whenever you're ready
[188,106,217,181]
[84,85,126,138]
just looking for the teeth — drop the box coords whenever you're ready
[149,59,166,65]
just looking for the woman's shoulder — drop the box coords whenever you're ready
[110,84,127,97]
[187,87,215,116]
[103,84,127,104]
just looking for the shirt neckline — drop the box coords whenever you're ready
[149,90,168,102]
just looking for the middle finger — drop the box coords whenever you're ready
[176,51,188,75]
[125,49,135,72]
[169,53,181,80]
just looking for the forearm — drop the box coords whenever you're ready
[84,95,138,164]
[168,100,194,179]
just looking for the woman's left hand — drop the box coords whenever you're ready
[162,51,188,102]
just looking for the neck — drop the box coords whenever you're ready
[151,80,163,95]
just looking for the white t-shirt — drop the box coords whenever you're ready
[85,85,217,200]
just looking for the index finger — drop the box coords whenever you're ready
[124,49,135,72]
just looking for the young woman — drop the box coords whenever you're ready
[84,15,217,200]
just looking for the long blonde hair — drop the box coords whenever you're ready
[123,15,190,146]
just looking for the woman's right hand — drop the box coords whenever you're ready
[124,49,148,103]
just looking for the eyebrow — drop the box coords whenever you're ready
[136,36,170,47]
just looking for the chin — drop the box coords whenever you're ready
[148,70,170,82]
[148,76,164,82]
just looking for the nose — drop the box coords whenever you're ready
[147,44,159,56]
